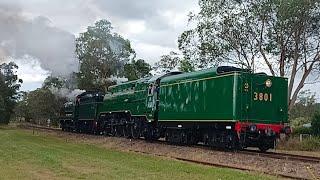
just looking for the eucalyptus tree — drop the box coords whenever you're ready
[0,62,22,123]
[124,59,151,81]
[153,51,195,73]
[179,0,320,110]
[76,19,135,91]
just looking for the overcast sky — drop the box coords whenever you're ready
[0,0,319,100]
[0,0,198,91]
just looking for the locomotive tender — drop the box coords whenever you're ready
[60,66,290,151]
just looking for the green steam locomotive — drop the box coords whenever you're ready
[60,66,291,151]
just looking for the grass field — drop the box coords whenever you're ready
[0,126,272,180]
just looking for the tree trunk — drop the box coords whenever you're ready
[289,67,313,111]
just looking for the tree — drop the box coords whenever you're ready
[311,113,320,135]
[0,62,22,124]
[290,90,317,127]
[153,51,195,73]
[13,91,31,122]
[14,83,70,124]
[76,19,135,91]
[124,59,151,81]
[179,59,195,72]
[42,76,65,89]
[179,0,320,110]
[154,51,181,73]
[26,88,63,124]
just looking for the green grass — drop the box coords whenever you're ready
[0,127,272,180]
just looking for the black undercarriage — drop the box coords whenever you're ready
[60,113,277,152]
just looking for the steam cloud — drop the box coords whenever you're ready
[0,3,77,76]
[50,87,85,101]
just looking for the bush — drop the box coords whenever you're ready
[277,136,320,151]
[311,113,320,135]
[290,117,310,128]
[292,126,312,136]
[300,137,320,151]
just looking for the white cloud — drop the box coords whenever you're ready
[133,41,176,65]
[0,0,319,101]
[123,20,146,35]
[0,3,78,76]
[15,56,49,91]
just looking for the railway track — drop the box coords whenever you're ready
[127,149,312,180]
[24,124,319,179]
[130,149,313,180]
[241,149,320,164]
[173,157,309,180]
[151,139,320,164]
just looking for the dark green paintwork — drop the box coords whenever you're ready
[239,73,288,123]
[87,67,288,125]
[158,71,237,121]
[97,77,150,118]
[158,68,288,124]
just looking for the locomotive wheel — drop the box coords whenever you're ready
[258,140,271,152]
[165,131,170,142]
[258,145,269,152]
[116,125,126,137]
[110,124,117,136]
[104,122,112,136]
[225,134,237,150]
[121,125,127,137]
[119,118,128,137]
[186,131,198,145]
[180,131,187,144]
[164,129,176,144]
[131,119,141,139]
[258,138,274,152]
[124,124,131,138]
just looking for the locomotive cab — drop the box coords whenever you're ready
[59,91,105,133]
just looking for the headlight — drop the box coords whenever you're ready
[265,79,272,88]
[250,124,257,132]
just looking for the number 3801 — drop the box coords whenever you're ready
[253,92,272,102]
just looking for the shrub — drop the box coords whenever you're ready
[277,136,320,151]
[290,117,310,128]
[292,126,312,136]
[311,113,320,135]
[300,137,320,151]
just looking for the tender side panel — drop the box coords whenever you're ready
[238,73,288,124]
[158,74,236,121]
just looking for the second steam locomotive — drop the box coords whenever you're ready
[60,66,291,151]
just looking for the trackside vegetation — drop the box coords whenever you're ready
[0,127,273,180]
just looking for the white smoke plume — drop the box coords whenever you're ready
[49,87,85,101]
[0,3,77,76]
[108,75,128,84]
